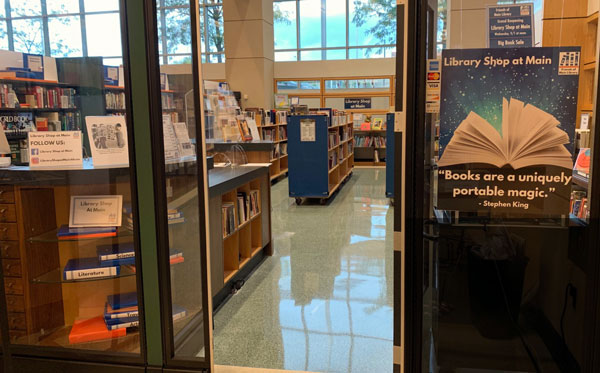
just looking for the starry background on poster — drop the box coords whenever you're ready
[439,47,580,157]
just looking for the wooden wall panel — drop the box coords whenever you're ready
[544,0,587,19]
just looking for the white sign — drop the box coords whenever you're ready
[581,113,590,130]
[69,195,123,228]
[28,131,83,168]
[162,115,180,161]
[85,116,129,167]
[173,122,196,158]
[300,119,315,142]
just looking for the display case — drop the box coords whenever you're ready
[0,0,212,372]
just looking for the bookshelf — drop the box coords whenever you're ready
[258,110,288,181]
[351,113,388,166]
[287,114,354,205]
[385,113,395,198]
[207,165,272,308]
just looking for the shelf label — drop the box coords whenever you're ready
[69,195,123,228]
[28,131,83,168]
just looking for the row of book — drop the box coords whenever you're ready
[161,92,176,110]
[328,132,340,149]
[272,110,287,125]
[329,148,339,170]
[0,84,78,109]
[571,190,589,220]
[262,128,277,141]
[279,127,287,141]
[222,190,260,237]
[105,91,126,110]
[354,135,386,147]
[68,291,187,344]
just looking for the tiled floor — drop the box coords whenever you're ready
[213,168,394,373]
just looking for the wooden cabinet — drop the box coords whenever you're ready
[0,186,63,343]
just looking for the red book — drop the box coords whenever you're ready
[68,316,126,344]
[170,256,184,265]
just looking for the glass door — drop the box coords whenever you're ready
[403,0,600,372]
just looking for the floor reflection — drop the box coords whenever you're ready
[214,168,393,373]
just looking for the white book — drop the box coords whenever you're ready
[64,266,118,281]
[99,251,135,261]
[107,320,140,330]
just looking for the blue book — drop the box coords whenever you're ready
[63,258,120,281]
[104,302,138,320]
[107,292,138,310]
[97,242,135,266]
[104,315,138,326]
[172,305,187,321]
[106,320,139,330]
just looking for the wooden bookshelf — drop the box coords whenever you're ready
[207,165,272,308]
[257,110,288,181]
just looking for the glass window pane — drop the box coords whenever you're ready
[275,51,298,61]
[48,16,83,57]
[277,80,298,91]
[10,0,41,17]
[274,1,297,50]
[46,0,79,14]
[349,47,394,59]
[299,0,322,48]
[12,18,44,54]
[349,0,396,47]
[86,13,122,57]
[299,80,320,91]
[326,0,345,47]
[205,6,224,54]
[300,50,322,61]
[0,21,8,50]
[103,57,123,66]
[167,55,192,64]
[165,8,191,55]
[326,49,346,60]
[83,0,119,12]
[206,53,224,63]
[325,79,348,90]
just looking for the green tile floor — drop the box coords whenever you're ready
[214,168,394,373]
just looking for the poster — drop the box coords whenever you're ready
[28,131,83,168]
[85,116,129,167]
[438,47,580,215]
[300,119,315,142]
[487,4,534,48]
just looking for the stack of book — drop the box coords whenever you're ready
[105,91,126,110]
[104,292,140,331]
[222,202,236,237]
[168,209,185,225]
[57,225,118,240]
[161,92,175,110]
[262,128,276,141]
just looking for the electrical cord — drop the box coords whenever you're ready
[560,283,574,343]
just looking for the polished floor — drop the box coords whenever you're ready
[213,168,394,373]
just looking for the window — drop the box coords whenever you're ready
[157,0,224,64]
[0,0,121,64]
[274,0,397,61]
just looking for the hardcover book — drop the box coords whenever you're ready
[97,242,135,263]
[57,225,117,240]
[107,291,138,310]
[68,316,126,344]
[438,98,573,169]
[104,303,138,320]
[574,148,590,177]
[63,258,120,281]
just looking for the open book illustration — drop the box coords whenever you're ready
[438,98,573,169]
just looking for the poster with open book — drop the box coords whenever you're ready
[438,47,580,215]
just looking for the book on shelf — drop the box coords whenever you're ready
[328,132,340,149]
[104,303,139,320]
[222,202,236,237]
[271,143,280,159]
[281,142,288,155]
[571,190,588,219]
[63,257,120,280]
[68,316,127,344]
[574,148,590,178]
[97,242,135,266]
[173,305,187,321]
[105,91,126,110]
[237,192,250,225]
[374,149,380,162]
[249,190,260,217]
[262,128,276,141]
[107,291,138,310]
[35,116,48,131]
[104,315,138,327]
[57,225,118,240]
[106,319,140,331]
[279,126,287,140]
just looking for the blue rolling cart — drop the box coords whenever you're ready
[288,114,354,205]
[386,112,395,199]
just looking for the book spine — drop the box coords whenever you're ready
[105,311,139,319]
[172,311,187,322]
[99,252,135,261]
[64,266,119,280]
[108,320,139,330]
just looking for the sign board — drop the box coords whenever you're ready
[344,98,372,109]
[438,47,580,215]
[487,4,534,48]
[69,195,123,228]
[426,59,441,113]
[300,119,315,142]
[28,131,83,168]
[85,116,129,167]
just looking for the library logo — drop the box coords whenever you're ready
[558,52,580,75]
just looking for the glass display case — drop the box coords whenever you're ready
[0,0,212,371]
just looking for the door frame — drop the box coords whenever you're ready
[398,0,600,372]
